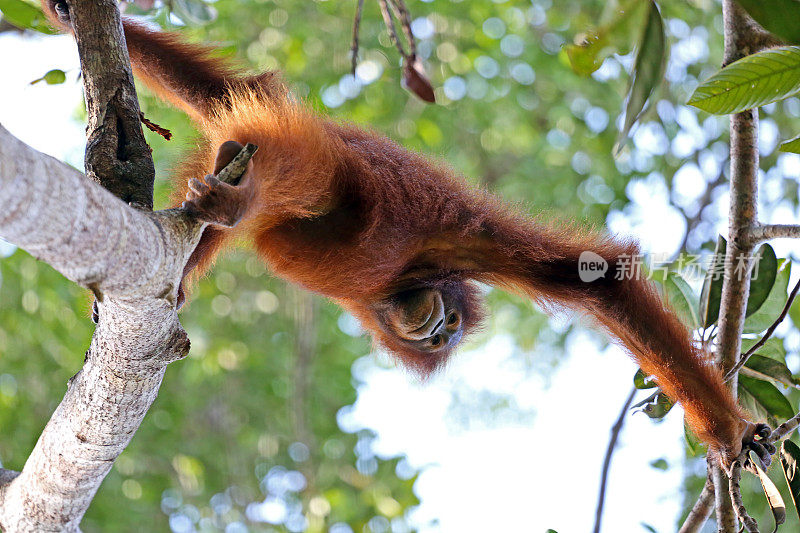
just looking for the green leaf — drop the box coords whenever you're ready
[639,392,674,419]
[742,354,798,388]
[699,236,726,329]
[171,0,216,25]
[746,243,778,317]
[0,0,57,34]
[684,422,707,456]
[738,374,794,424]
[735,0,800,44]
[617,1,666,146]
[750,451,787,530]
[649,458,668,470]
[741,337,786,362]
[565,0,648,76]
[743,259,791,334]
[30,69,66,86]
[688,46,800,115]
[781,440,800,522]
[634,369,656,389]
[780,134,800,154]
[663,272,699,329]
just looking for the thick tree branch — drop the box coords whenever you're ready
[0,123,205,531]
[63,0,155,208]
[0,125,254,530]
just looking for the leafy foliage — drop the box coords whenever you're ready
[735,0,800,44]
[689,46,800,114]
[0,0,56,34]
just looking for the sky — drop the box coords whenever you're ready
[2,29,788,533]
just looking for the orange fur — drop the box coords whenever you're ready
[44,4,753,463]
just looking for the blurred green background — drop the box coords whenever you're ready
[4,0,800,531]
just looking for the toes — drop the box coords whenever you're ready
[205,175,223,188]
[755,423,771,440]
[747,440,773,469]
[188,177,209,196]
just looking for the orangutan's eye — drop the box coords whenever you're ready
[431,334,443,347]
[447,312,459,325]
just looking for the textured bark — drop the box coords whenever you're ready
[713,1,762,530]
[748,223,800,242]
[64,0,155,208]
[0,124,204,531]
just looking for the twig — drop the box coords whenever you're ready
[139,112,172,140]
[728,460,759,532]
[678,474,715,533]
[377,0,407,60]
[350,0,365,75]
[748,223,800,243]
[593,387,637,533]
[724,276,800,382]
[387,0,416,59]
[769,410,800,443]
[677,171,726,253]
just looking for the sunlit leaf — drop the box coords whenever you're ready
[638,392,674,419]
[741,337,786,362]
[30,69,66,86]
[738,374,794,424]
[750,451,786,529]
[684,422,707,456]
[688,46,800,114]
[780,134,800,153]
[650,458,668,470]
[0,0,57,34]
[781,440,800,522]
[746,243,778,317]
[634,368,656,389]
[663,271,699,329]
[699,236,726,329]
[735,0,800,44]
[617,1,666,146]
[744,259,791,333]
[565,0,648,76]
[742,354,798,388]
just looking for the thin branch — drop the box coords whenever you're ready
[769,410,800,443]
[377,0,408,60]
[747,223,800,243]
[714,1,763,528]
[350,0,365,75]
[677,171,726,253]
[678,475,715,533]
[724,276,800,382]
[593,387,637,533]
[386,0,416,59]
[728,460,759,532]
[712,461,737,532]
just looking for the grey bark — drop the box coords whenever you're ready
[64,0,155,208]
[0,123,204,531]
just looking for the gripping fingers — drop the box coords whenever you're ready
[187,177,211,199]
[181,141,257,227]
